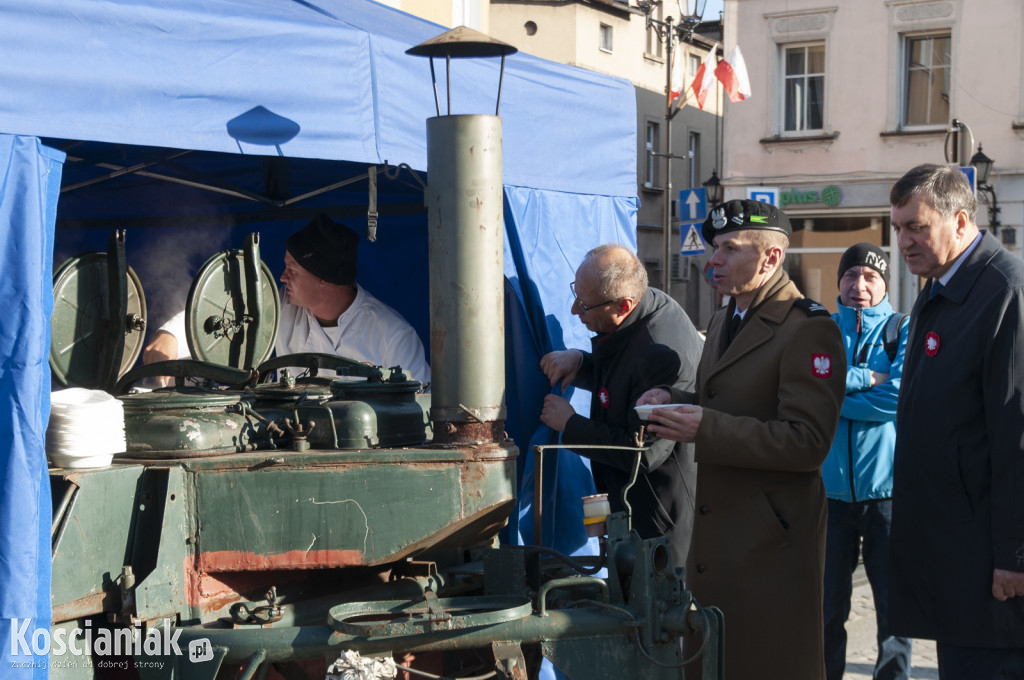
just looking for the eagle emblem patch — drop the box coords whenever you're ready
[710,207,727,230]
[925,332,940,357]
[598,387,610,408]
[812,354,832,378]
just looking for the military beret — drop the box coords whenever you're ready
[286,214,359,286]
[702,199,792,245]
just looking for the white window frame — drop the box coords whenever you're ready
[899,31,952,129]
[687,131,700,187]
[599,23,613,53]
[780,42,826,134]
[644,121,659,189]
[884,1,957,132]
[645,4,663,59]
[765,8,835,138]
[687,53,701,82]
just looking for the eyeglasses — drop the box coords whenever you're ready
[570,281,619,312]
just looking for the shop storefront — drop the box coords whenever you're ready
[757,181,920,314]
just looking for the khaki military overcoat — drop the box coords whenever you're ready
[671,270,846,680]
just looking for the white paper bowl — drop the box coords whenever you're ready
[633,403,689,421]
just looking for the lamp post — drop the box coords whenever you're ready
[703,168,723,205]
[638,0,707,293]
[970,145,1002,236]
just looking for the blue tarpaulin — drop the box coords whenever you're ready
[0,1,638,674]
[0,135,64,679]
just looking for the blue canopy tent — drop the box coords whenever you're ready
[0,1,638,674]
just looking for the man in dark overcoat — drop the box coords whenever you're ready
[539,243,703,567]
[641,199,846,680]
[888,164,1024,677]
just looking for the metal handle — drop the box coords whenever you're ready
[113,359,257,394]
[256,352,385,384]
[242,233,262,370]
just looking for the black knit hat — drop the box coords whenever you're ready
[837,242,889,290]
[702,199,792,245]
[285,214,359,285]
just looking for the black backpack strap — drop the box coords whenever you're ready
[883,313,909,363]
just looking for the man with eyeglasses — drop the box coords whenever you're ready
[539,243,703,567]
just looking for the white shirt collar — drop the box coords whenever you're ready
[937,231,983,287]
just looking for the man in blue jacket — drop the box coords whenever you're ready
[822,243,912,680]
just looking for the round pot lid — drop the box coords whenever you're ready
[50,253,147,388]
[118,386,250,410]
[185,248,280,369]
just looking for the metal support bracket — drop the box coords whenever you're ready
[492,640,529,680]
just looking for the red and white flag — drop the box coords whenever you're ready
[690,44,718,110]
[669,50,685,104]
[714,45,752,103]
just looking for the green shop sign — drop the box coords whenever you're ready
[780,185,843,208]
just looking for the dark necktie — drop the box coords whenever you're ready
[726,313,742,345]
[929,280,944,298]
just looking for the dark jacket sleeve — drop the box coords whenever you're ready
[575,351,596,392]
[987,287,1024,572]
[563,345,689,474]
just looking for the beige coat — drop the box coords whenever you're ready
[673,271,845,680]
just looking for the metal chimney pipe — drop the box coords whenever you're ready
[426,114,506,443]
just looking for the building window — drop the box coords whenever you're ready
[599,23,613,53]
[783,43,825,132]
[645,121,659,188]
[688,131,700,187]
[645,5,663,57]
[903,33,950,127]
[687,53,701,82]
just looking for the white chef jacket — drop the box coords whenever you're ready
[158,285,430,383]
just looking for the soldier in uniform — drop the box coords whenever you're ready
[640,199,846,680]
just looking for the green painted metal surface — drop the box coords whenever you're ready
[50,465,146,619]
[50,252,147,389]
[191,444,516,568]
[185,241,279,370]
[119,389,270,459]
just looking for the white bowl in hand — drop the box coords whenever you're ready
[634,404,688,421]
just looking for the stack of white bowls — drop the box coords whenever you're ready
[46,388,126,468]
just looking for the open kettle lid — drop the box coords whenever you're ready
[184,232,280,370]
[50,244,148,390]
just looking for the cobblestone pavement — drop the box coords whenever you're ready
[841,570,938,679]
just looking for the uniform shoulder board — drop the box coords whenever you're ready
[794,298,831,317]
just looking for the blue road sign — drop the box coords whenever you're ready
[680,224,706,256]
[959,166,976,193]
[747,186,780,206]
[679,187,708,224]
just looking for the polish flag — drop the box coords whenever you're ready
[714,45,752,103]
[669,49,685,105]
[690,44,718,110]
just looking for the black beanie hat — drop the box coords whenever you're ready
[702,199,792,246]
[837,242,889,289]
[286,214,359,285]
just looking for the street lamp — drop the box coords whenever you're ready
[703,169,723,205]
[970,145,1002,237]
[637,0,708,293]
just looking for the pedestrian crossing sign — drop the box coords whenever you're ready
[680,224,706,256]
